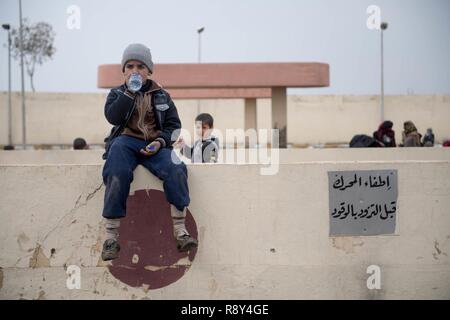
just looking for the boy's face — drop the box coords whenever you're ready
[195,122,213,140]
[123,59,151,84]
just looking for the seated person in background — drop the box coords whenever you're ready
[400,121,422,147]
[349,134,383,148]
[373,120,396,147]
[422,128,435,147]
[177,113,219,163]
[3,145,15,150]
[73,137,89,150]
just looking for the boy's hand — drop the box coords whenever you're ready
[173,136,186,148]
[140,141,161,156]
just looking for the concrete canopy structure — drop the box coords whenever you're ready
[98,62,330,147]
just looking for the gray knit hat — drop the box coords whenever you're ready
[121,43,154,73]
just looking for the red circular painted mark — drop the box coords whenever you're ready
[109,189,198,289]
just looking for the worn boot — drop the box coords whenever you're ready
[101,218,121,261]
[176,234,198,252]
[171,205,198,252]
[101,238,121,261]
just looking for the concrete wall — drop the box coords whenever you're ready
[0,92,110,146]
[1,92,449,146]
[0,155,449,299]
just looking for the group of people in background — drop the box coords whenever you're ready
[350,120,444,148]
[5,117,448,151]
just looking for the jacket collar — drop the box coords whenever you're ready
[141,79,162,93]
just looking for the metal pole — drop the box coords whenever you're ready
[197,27,204,63]
[8,30,12,146]
[197,31,201,114]
[380,29,384,123]
[196,27,204,115]
[19,0,26,147]
[198,32,201,63]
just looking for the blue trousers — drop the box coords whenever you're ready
[102,135,190,219]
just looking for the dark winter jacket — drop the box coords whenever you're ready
[349,134,383,148]
[102,80,181,160]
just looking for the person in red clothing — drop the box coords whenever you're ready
[373,120,396,147]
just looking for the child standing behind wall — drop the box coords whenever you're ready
[177,113,220,163]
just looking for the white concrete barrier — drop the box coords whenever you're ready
[0,156,449,299]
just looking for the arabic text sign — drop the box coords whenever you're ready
[328,170,398,236]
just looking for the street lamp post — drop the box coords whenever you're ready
[197,27,204,63]
[196,27,205,115]
[2,24,12,147]
[380,22,388,123]
[19,0,26,148]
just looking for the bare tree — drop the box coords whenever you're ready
[11,19,56,92]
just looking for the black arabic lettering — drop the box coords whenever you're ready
[366,204,380,219]
[333,174,366,191]
[332,207,338,216]
[333,175,344,189]
[369,175,382,188]
[331,202,346,219]
[384,201,397,218]
[341,174,358,191]
[358,206,369,219]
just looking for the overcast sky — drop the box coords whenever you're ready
[0,0,449,94]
